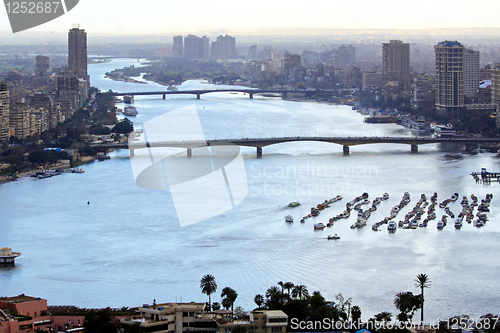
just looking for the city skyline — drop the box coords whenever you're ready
[1,0,500,35]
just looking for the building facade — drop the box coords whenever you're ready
[68,25,89,90]
[173,35,184,57]
[0,82,9,141]
[382,40,410,89]
[464,48,480,98]
[434,41,465,119]
[211,35,236,60]
[491,64,500,105]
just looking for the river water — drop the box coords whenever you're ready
[1,58,500,321]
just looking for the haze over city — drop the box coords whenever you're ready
[2,0,500,35]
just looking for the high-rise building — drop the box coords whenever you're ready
[35,55,49,77]
[68,25,89,89]
[200,36,210,60]
[491,64,500,105]
[211,35,236,59]
[337,45,356,64]
[464,49,480,98]
[382,40,410,89]
[184,35,200,59]
[0,82,9,142]
[172,35,184,57]
[434,41,465,119]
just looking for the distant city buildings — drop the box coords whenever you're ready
[211,35,236,59]
[337,45,356,64]
[491,64,500,105]
[434,41,465,119]
[171,34,237,60]
[68,24,89,91]
[464,48,480,98]
[0,83,9,141]
[382,40,410,89]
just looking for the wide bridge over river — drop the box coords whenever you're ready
[112,89,320,100]
[91,136,500,157]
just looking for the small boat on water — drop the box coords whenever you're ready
[388,220,397,231]
[327,234,340,240]
[285,215,293,223]
[437,221,444,230]
[383,193,389,200]
[124,106,138,116]
[314,223,325,230]
[288,202,301,208]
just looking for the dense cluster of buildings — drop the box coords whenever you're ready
[0,25,90,142]
[237,39,500,121]
[0,295,288,333]
[163,34,237,60]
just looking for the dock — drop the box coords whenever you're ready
[471,168,500,184]
[0,247,21,265]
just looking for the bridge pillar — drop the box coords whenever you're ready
[163,94,166,100]
[187,148,192,158]
[256,147,262,158]
[282,92,287,99]
[343,145,349,155]
[197,94,201,100]
[465,143,477,152]
[129,149,134,158]
[249,93,253,99]
[411,145,418,153]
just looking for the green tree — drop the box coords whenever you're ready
[374,311,393,322]
[200,274,217,312]
[221,287,238,312]
[291,285,309,300]
[415,273,430,323]
[283,282,294,297]
[254,294,264,309]
[351,305,362,323]
[112,118,133,134]
[212,302,221,311]
[83,308,118,333]
[394,291,421,321]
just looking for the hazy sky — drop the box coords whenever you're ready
[1,0,500,35]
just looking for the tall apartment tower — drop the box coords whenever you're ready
[382,40,410,89]
[0,82,9,142]
[173,35,184,57]
[338,45,356,64]
[434,41,465,119]
[68,25,89,88]
[35,55,50,76]
[211,35,236,59]
[464,48,480,98]
[491,64,500,105]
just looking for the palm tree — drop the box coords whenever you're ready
[221,287,238,312]
[415,273,431,323]
[277,281,284,301]
[291,285,309,300]
[200,274,217,312]
[374,311,392,322]
[351,305,362,323]
[283,282,294,297]
[254,294,264,309]
[394,291,420,321]
[212,302,221,311]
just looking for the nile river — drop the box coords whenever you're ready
[1,58,500,321]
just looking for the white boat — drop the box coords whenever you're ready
[285,215,293,223]
[314,223,325,230]
[387,221,397,231]
[124,106,138,116]
[450,193,459,201]
[454,219,462,229]
[327,234,340,240]
[383,193,389,200]
[437,221,444,230]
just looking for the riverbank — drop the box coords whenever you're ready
[0,156,96,185]
[105,74,147,84]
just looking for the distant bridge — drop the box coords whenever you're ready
[90,136,500,157]
[112,89,321,100]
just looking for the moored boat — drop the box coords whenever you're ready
[285,215,293,223]
[327,234,340,240]
[314,223,325,230]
